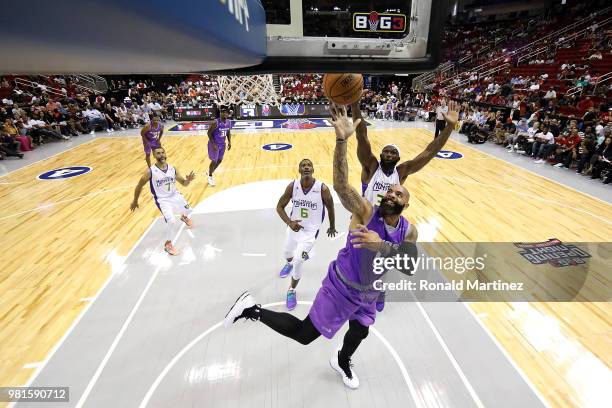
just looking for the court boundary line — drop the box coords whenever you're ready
[138,300,423,408]
[9,217,160,408]
[462,303,552,408]
[413,301,485,408]
[417,127,612,206]
[75,222,186,408]
[0,137,101,179]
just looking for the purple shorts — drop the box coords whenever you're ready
[144,141,161,155]
[207,141,226,162]
[308,261,378,339]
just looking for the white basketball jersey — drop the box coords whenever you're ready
[364,165,400,207]
[290,179,325,231]
[149,164,177,199]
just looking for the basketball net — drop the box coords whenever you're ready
[368,11,379,31]
[217,75,279,106]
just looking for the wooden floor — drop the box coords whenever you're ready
[0,129,610,407]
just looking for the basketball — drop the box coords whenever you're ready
[323,73,363,105]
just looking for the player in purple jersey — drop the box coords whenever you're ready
[351,98,458,312]
[224,105,418,389]
[140,115,164,168]
[206,106,232,186]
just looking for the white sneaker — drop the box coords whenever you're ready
[534,159,544,164]
[224,292,256,328]
[90,130,95,135]
[106,129,112,133]
[329,347,359,389]
[554,163,564,168]
[208,175,215,186]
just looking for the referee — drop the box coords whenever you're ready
[434,99,448,138]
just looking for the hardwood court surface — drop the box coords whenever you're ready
[0,128,610,407]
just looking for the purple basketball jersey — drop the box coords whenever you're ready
[212,118,231,144]
[144,122,162,147]
[336,210,410,286]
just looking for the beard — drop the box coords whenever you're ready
[379,197,404,216]
[379,156,400,171]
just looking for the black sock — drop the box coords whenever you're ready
[239,305,261,321]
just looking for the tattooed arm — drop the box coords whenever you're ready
[330,104,372,223]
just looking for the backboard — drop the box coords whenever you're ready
[226,0,445,74]
[0,0,444,75]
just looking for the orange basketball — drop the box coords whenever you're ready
[323,73,364,105]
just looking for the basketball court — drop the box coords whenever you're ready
[1,1,611,407]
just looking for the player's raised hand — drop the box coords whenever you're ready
[288,219,303,232]
[330,103,361,141]
[442,99,460,126]
[350,224,383,251]
[130,201,139,211]
[186,171,196,182]
[327,227,338,237]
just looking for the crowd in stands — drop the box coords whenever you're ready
[0,75,181,160]
[423,0,612,185]
[279,74,326,103]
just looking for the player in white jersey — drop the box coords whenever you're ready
[130,146,196,255]
[276,159,337,310]
[350,98,459,310]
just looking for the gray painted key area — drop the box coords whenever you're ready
[19,209,545,408]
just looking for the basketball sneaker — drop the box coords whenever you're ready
[207,173,216,186]
[330,347,359,389]
[164,240,178,256]
[180,215,194,228]
[279,262,293,278]
[224,291,257,328]
[286,289,297,310]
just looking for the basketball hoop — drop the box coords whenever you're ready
[217,74,279,106]
[368,11,380,31]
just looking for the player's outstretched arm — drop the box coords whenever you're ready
[330,104,371,221]
[130,168,151,211]
[321,184,337,237]
[176,169,195,187]
[350,101,378,183]
[396,99,460,182]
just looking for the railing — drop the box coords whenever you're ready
[445,63,511,92]
[566,71,612,97]
[71,75,108,93]
[435,5,612,90]
[412,61,453,91]
[14,78,64,97]
[517,15,612,65]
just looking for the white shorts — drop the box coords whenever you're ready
[283,227,319,260]
[156,193,190,222]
